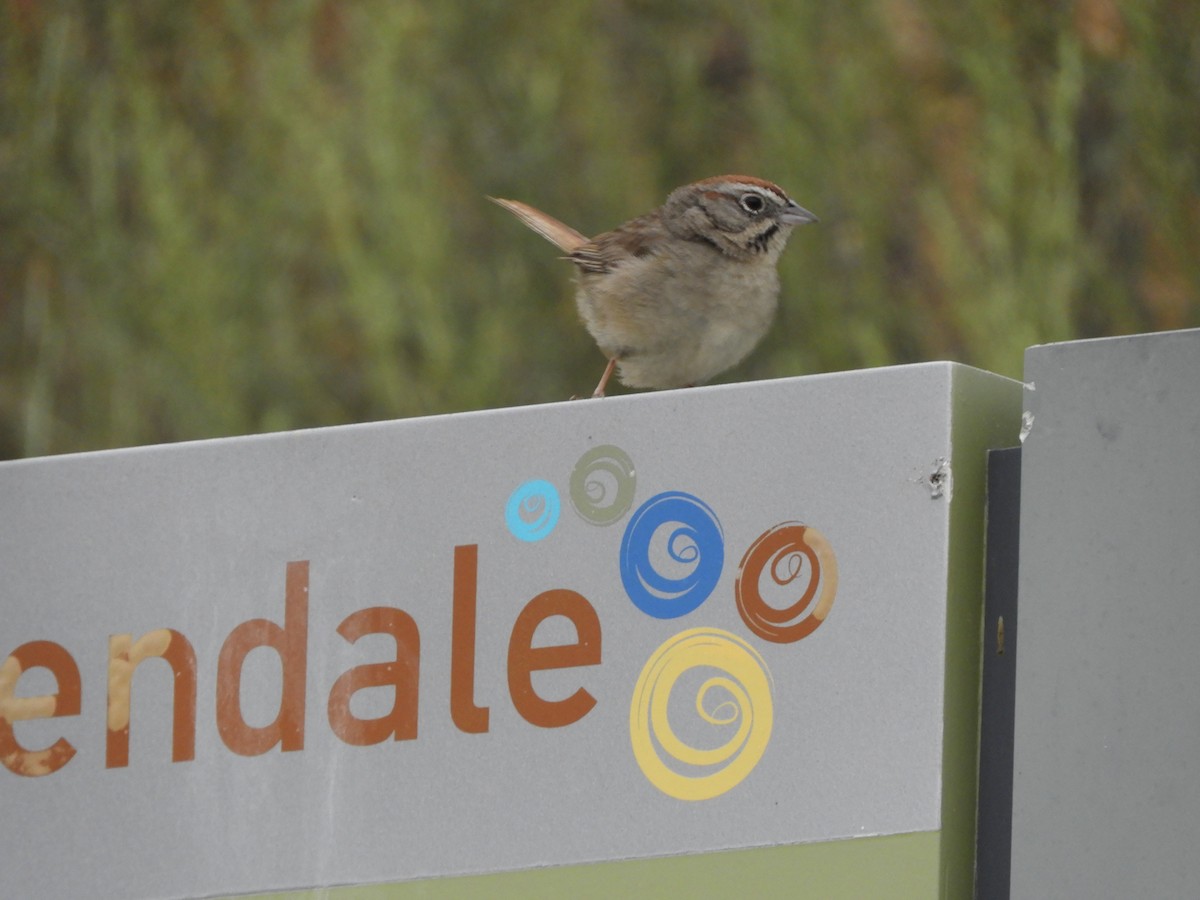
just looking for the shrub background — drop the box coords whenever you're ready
[2,1,1197,458]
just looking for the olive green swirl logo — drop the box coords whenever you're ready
[569,445,637,526]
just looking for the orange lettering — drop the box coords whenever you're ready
[507,590,601,728]
[328,607,420,745]
[450,545,489,734]
[106,629,197,768]
[216,561,309,755]
[0,641,81,777]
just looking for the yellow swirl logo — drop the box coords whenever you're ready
[629,628,773,801]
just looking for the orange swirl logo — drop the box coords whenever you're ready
[629,628,773,801]
[735,523,838,643]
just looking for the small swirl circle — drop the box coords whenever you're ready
[504,480,561,542]
[735,522,838,643]
[629,628,773,800]
[569,445,637,526]
[619,491,724,619]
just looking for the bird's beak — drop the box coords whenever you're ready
[781,201,818,225]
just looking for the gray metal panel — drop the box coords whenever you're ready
[1011,329,1200,899]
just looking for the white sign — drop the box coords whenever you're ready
[1,365,1013,898]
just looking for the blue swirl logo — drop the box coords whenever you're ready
[505,480,561,542]
[619,491,724,618]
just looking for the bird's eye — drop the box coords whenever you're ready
[740,193,766,214]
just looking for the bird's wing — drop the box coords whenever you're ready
[567,214,663,275]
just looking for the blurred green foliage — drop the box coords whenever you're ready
[2,0,1197,458]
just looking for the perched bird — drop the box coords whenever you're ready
[491,175,816,397]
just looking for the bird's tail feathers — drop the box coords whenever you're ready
[489,196,588,253]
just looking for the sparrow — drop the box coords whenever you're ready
[491,175,816,397]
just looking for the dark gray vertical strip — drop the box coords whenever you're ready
[975,446,1021,900]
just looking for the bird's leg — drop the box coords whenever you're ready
[591,358,618,398]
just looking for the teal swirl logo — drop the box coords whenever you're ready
[504,479,560,542]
